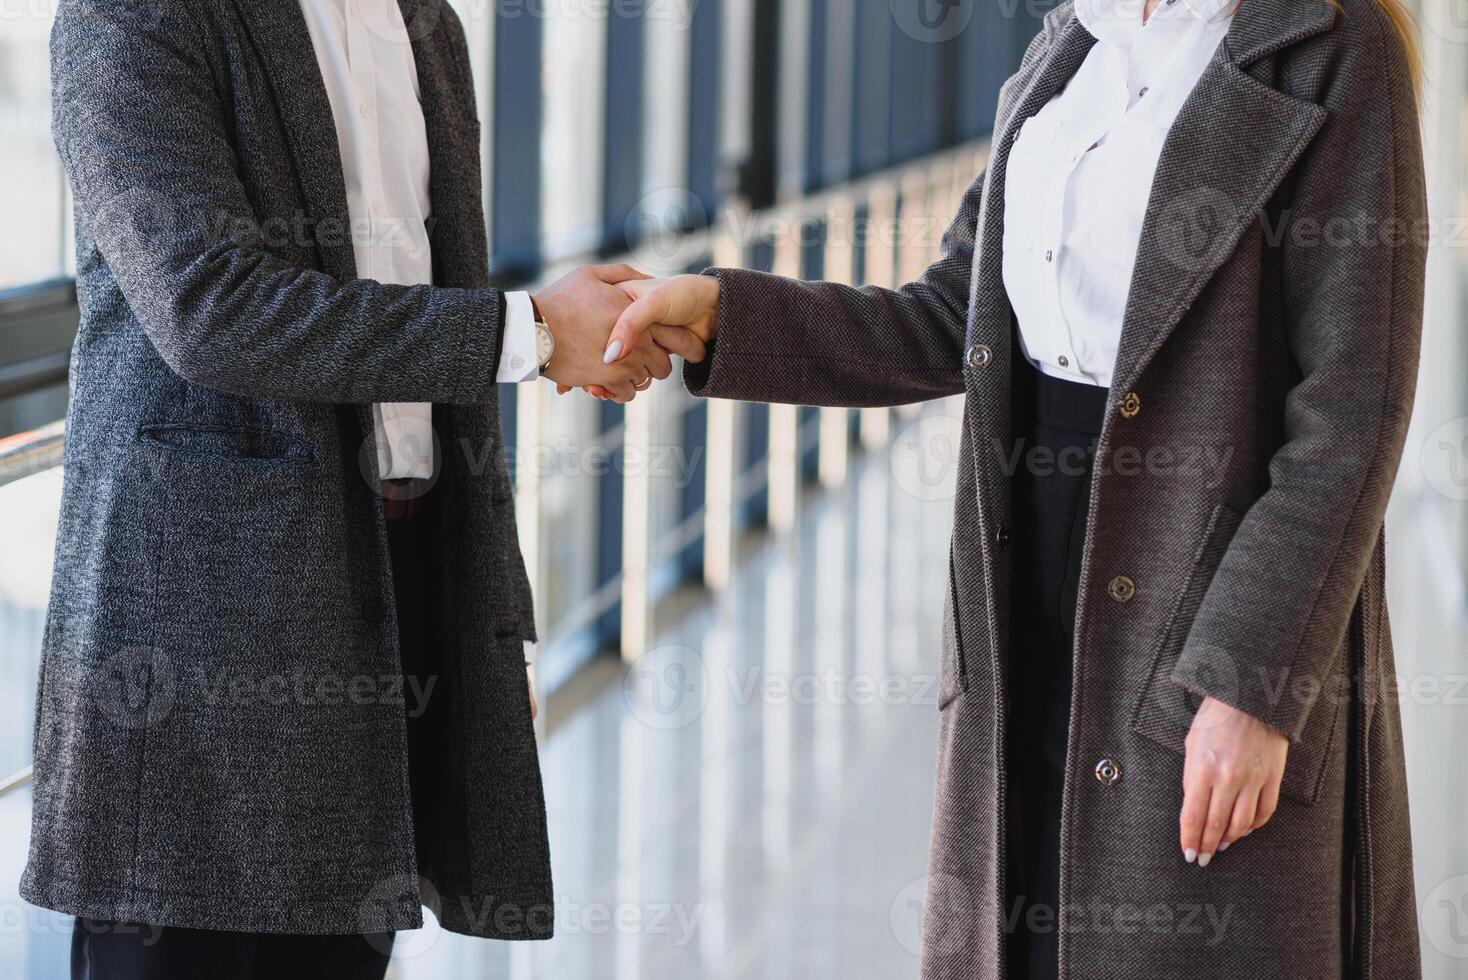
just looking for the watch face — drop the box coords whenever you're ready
[536,323,555,367]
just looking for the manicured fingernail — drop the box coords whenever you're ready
[1184,848,1197,863]
[1218,841,1230,852]
[603,340,623,363]
[1198,852,1213,868]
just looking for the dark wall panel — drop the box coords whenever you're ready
[490,11,543,280]
[602,0,646,253]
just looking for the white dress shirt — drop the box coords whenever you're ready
[298,0,538,481]
[1002,0,1235,388]
[300,0,540,663]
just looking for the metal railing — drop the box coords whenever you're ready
[0,279,78,402]
[0,139,990,801]
[0,418,64,490]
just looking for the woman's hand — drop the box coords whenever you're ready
[1179,696,1289,866]
[604,274,719,364]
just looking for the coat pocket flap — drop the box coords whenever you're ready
[1128,503,1343,806]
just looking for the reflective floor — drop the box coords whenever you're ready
[4,418,1468,978]
[392,435,955,979]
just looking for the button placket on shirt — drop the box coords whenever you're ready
[1007,0,1234,388]
[345,4,388,279]
[1045,51,1125,380]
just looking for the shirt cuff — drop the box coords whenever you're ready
[497,291,541,383]
[523,641,536,665]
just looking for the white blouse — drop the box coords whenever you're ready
[1002,0,1235,388]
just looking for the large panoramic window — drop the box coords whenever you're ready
[0,9,67,291]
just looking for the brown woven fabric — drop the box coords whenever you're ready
[685,0,1426,975]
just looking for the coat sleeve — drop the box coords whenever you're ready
[50,0,505,404]
[680,17,1063,410]
[680,170,985,408]
[1171,16,1427,741]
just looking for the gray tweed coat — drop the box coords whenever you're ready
[27,0,551,938]
[686,0,1425,975]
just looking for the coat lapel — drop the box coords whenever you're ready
[233,0,357,281]
[996,19,1097,147]
[1107,0,1335,394]
[399,0,490,291]
[969,17,1098,349]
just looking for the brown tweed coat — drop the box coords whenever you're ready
[684,0,1426,975]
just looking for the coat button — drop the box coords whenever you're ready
[967,343,993,369]
[1119,392,1142,418]
[995,523,1012,548]
[1095,758,1123,786]
[1107,575,1136,603]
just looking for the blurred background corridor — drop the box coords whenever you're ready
[2,0,1467,976]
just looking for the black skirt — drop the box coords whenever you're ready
[1004,361,1109,980]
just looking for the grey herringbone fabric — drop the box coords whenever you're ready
[686,0,1425,976]
[27,0,550,938]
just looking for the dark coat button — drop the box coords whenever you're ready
[967,344,993,369]
[1120,392,1142,419]
[1095,758,1122,786]
[995,523,1012,548]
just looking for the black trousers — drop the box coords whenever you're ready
[67,493,454,980]
[70,919,392,979]
[1003,363,1108,980]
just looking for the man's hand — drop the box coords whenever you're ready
[603,274,719,365]
[531,264,672,403]
[1179,696,1289,866]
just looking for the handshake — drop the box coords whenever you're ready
[529,264,722,403]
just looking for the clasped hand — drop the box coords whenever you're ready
[531,267,721,403]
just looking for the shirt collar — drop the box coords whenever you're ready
[1076,0,1236,46]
